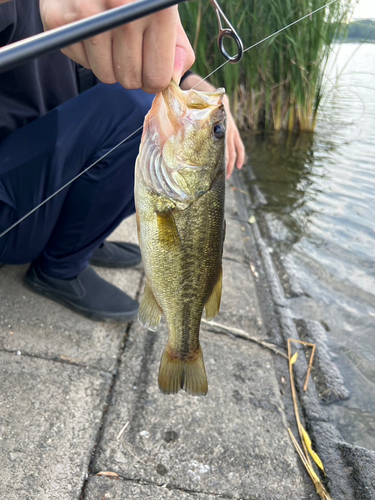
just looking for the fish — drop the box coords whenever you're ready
[134,80,226,396]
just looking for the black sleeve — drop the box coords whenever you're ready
[0,0,16,45]
[180,69,194,86]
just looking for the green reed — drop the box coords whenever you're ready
[180,0,355,131]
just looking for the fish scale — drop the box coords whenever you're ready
[135,80,226,395]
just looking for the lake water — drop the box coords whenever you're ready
[242,43,375,450]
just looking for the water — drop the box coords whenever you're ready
[242,43,375,450]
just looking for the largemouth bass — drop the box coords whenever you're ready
[135,81,226,396]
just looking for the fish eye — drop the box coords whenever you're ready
[213,123,225,139]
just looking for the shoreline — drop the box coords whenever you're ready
[234,165,375,499]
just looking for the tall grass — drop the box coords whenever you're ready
[180,0,356,131]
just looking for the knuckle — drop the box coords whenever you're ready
[42,10,64,29]
[116,54,143,89]
[100,75,117,85]
[144,73,170,93]
[105,0,124,9]
[94,67,117,85]
[76,1,101,19]
[120,76,142,90]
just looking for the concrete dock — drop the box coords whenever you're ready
[0,176,344,500]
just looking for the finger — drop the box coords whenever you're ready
[62,42,91,69]
[83,32,116,84]
[173,17,195,83]
[226,134,236,178]
[235,133,246,169]
[142,7,178,93]
[112,21,144,89]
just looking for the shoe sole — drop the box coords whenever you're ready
[24,274,139,323]
[88,258,143,269]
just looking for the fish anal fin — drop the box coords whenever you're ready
[156,209,181,249]
[204,267,223,321]
[139,282,162,331]
[158,344,208,396]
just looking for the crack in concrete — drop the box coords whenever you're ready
[222,255,245,265]
[0,347,104,371]
[126,329,158,443]
[79,271,145,500]
[86,472,257,499]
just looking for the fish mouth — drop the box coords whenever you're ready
[143,80,225,149]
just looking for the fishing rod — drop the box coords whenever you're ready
[0,0,243,74]
[0,0,186,74]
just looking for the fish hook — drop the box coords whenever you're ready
[209,0,243,64]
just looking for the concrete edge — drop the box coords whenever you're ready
[230,170,374,500]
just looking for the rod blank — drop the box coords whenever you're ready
[0,0,186,74]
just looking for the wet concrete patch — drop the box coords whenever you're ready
[338,442,375,498]
[295,319,349,404]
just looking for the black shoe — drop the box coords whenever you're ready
[25,262,139,322]
[89,241,142,268]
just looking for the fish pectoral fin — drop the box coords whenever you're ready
[158,344,208,396]
[139,282,162,331]
[204,267,223,321]
[156,208,181,249]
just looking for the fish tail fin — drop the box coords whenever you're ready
[158,344,208,396]
[183,345,208,396]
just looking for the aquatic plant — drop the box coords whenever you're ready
[180,0,356,131]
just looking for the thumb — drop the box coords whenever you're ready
[173,17,195,84]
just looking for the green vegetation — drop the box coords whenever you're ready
[180,0,355,131]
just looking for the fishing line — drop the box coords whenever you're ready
[0,125,144,239]
[198,0,340,85]
[0,0,339,240]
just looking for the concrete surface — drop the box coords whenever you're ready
[91,325,309,499]
[0,188,318,499]
[0,351,111,500]
[84,475,218,499]
[0,217,142,372]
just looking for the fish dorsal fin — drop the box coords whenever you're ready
[139,281,162,331]
[204,267,223,320]
[156,208,181,250]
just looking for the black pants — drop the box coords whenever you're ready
[0,83,154,278]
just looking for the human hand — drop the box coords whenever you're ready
[173,15,195,84]
[223,95,246,179]
[39,0,195,94]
